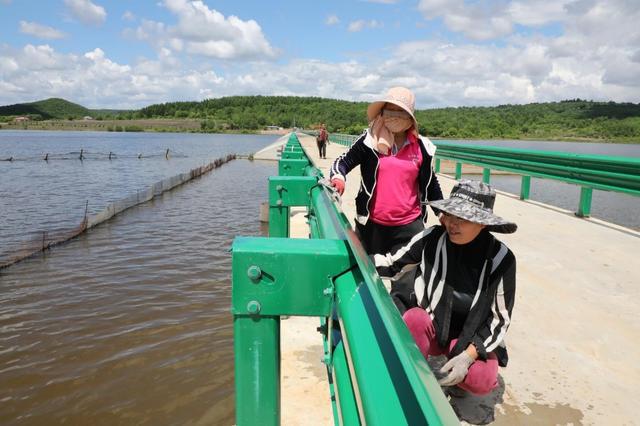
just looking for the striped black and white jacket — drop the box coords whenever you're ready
[374,226,516,366]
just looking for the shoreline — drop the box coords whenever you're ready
[0,120,638,144]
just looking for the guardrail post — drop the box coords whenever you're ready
[455,162,462,180]
[234,314,280,426]
[576,186,593,217]
[435,158,441,173]
[520,176,531,200]
[268,176,317,238]
[269,180,290,238]
[231,237,354,426]
[482,168,491,184]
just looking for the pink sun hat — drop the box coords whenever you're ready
[366,86,418,129]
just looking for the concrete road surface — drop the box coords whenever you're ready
[279,133,639,425]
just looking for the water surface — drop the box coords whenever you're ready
[1,131,275,425]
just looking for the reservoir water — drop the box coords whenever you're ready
[1,131,275,425]
[0,131,638,424]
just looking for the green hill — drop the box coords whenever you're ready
[416,100,640,140]
[137,96,640,141]
[0,98,90,119]
[1,96,639,142]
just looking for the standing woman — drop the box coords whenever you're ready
[317,123,329,159]
[329,87,443,313]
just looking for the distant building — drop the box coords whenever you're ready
[265,125,283,130]
[83,116,94,120]
[14,116,29,122]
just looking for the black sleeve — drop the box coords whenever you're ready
[471,250,516,361]
[329,132,367,181]
[427,167,444,215]
[373,227,435,279]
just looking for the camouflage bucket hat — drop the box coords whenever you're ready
[429,180,517,234]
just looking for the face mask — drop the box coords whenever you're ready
[384,116,413,133]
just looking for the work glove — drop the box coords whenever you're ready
[438,351,474,387]
[331,178,345,195]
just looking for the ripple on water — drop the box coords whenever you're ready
[0,157,275,425]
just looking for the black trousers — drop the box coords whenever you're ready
[317,141,326,158]
[356,217,424,314]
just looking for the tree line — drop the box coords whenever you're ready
[2,96,639,142]
[138,96,640,142]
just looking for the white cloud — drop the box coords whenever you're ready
[508,0,571,26]
[19,21,67,40]
[122,11,135,22]
[326,15,339,26]
[64,0,106,26]
[1,1,640,109]
[418,0,513,40]
[140,0,278,60]
[348,19,383,32]
[20,44,70,70]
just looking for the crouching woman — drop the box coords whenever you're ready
[373,180,517,395]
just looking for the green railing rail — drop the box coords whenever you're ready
[299,130,640,218]
[231,133,458,426]
[433,141,640,217]
[300,129,360,147]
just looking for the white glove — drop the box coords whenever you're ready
[438,351,474,386]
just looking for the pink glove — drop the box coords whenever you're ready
[331,178,345,195]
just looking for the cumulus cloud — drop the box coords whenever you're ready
[19,21,67,40]
[122,11,135,22]
[127,0,278,60]
[325,15,339,25]
[1,0,639,109]
[507,0,571,26]
[348,19,383,32]
[64,0,106,26]
[418,0,513,40]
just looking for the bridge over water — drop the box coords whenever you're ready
[237,133,639,425]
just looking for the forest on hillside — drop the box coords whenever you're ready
[2,96,639,142]
[137,96,640,141]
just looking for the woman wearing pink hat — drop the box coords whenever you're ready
[330,86,443,313]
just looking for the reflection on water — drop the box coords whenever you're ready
[0,153,275,424]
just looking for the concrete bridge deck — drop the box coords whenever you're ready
[279,134,639,425]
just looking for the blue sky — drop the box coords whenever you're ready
[1,0,639,109]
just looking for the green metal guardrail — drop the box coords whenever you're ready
[299,130,640,218]
[300,130,359,147]
[433,141,640,217]
[231,133,458,426]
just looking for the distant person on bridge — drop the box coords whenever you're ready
[374,180,517,396]
[316,123,329,159]
[329,86,443,313]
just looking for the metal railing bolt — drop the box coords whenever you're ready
[276,199,283,206]
[247,265,262,281]
[247,300,261,314]
[276,185,284,192]
[323,287,333,296]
